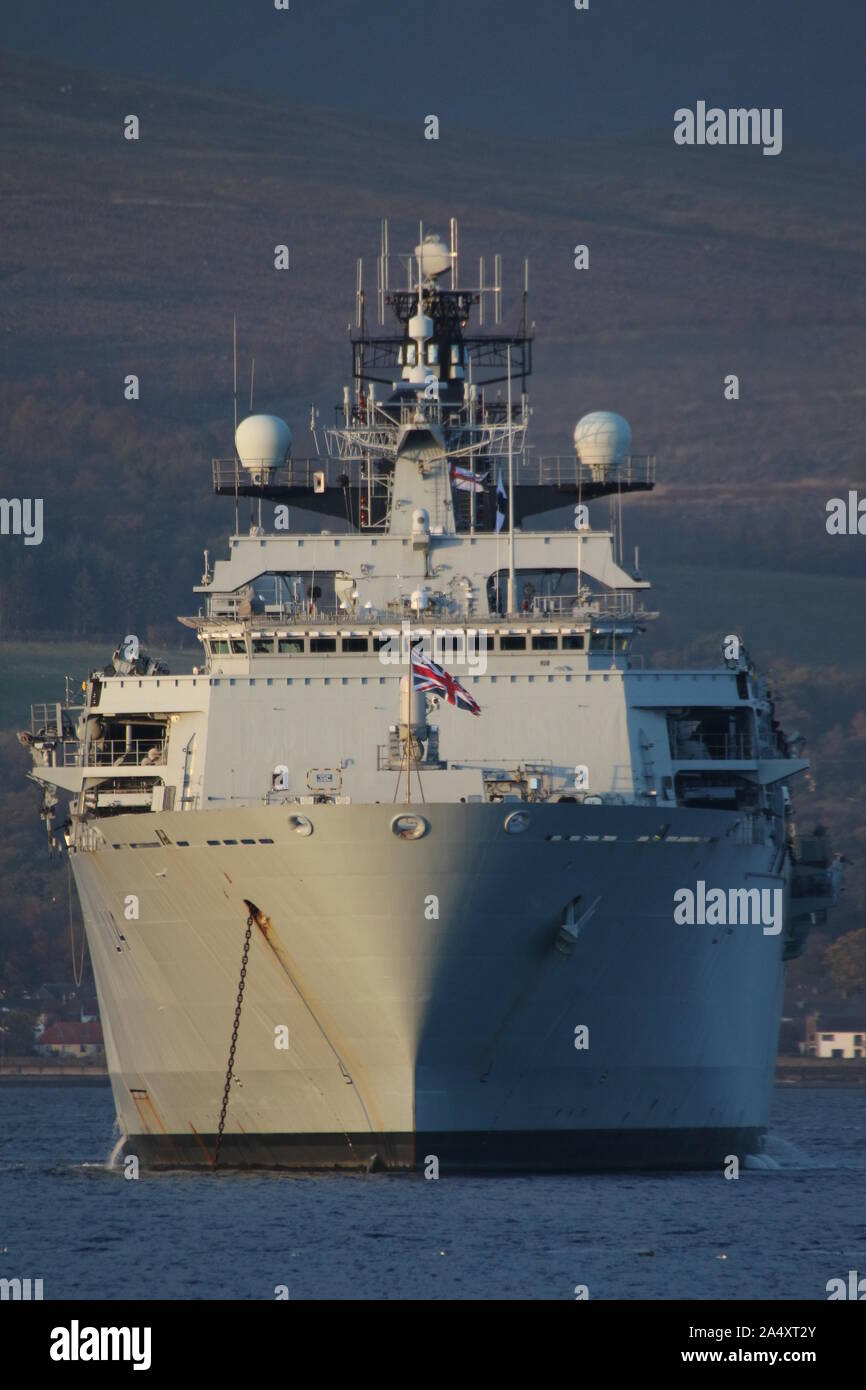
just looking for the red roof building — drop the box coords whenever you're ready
[35,1021,104,1056]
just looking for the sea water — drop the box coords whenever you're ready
[0,1086,863,1300]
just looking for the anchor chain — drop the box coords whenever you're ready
[213,913,253,1169]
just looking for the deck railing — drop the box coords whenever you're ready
[671,732,755,761]
[61,739,166,768]
[212,452,656,493]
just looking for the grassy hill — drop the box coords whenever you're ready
[0,49,863,993]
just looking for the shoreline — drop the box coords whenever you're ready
[774,1057,866,1087]
[2,1057,865,1088]
[0,1059,110,1086]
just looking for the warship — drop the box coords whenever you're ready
[21,220,841,1171]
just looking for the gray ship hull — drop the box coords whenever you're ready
[71,801,786,1172]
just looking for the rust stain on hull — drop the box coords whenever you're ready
[243,898,386,1138]
[189,1122,215,1167]
[129,1088,167,1135]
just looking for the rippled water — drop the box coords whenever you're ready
[0,1087,863,1299]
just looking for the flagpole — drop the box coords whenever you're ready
[506,345,516,615]
[468,356,475,536]
[405,668,412,804]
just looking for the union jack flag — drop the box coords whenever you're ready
[410,653,481,716]
[450,462,488,493]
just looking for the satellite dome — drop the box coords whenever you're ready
[235,414,292,472]
[414,232,451,279]
[573,412,631,476]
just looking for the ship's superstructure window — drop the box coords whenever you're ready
[589,630,631,653]
[310,638,337,653]
[211,572,338,620]
[342,637,369,652]
[88,716,168,766]
[211,639,229,655]
[563,635,585,650]
[278,638,304,654]
[253,638,275,654]
[487,568,592,617]
[532,635,558,651]
[668,707,756,761]
[230,639,246,655]
[500,635,527,651]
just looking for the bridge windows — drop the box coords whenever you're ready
[589,629,630,654]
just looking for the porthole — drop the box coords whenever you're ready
[288,814,313,836]
[504,810,530,835]
[390,813,429,840]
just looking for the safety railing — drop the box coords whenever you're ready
[82,739,167,767]
[671,732,755,761]
[532,455,655,487]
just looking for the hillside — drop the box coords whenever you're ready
[0,50,863,994]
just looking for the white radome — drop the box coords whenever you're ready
[573,411,632,475]
[414,233,451,279]
[235,414,292,472]
[409,587,429,612]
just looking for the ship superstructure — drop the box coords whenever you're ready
[22,221,841,1170]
